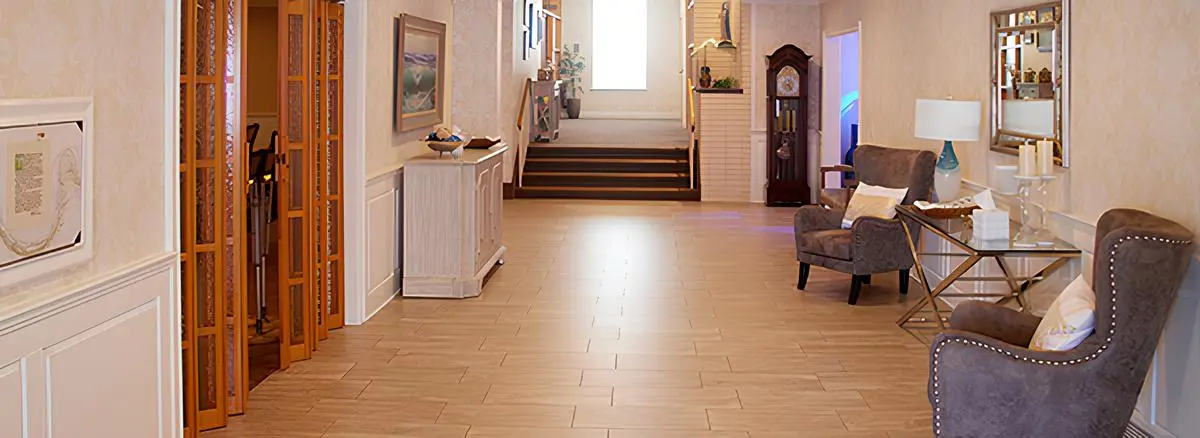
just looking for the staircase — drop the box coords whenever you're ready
[517,145,700,201]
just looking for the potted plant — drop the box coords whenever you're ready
[558,44,587,119]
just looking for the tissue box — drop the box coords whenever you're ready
[972,210,1010,240]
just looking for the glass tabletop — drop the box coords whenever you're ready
[896,205,1081,256]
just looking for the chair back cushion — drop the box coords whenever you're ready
[1076,209,1194,428]
[853,144,936,205]
[1030,274,1095,351]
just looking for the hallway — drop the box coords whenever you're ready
[205,200,933,437]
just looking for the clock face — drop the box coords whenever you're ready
[777,66,800,97]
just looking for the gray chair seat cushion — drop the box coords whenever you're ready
[800,229,852,261]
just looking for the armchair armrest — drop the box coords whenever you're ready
[795,205,843,233]
[948,301,1041,347]
[929,330,1112,438]
[850,216,914,274]
[819,165,856,190]
[795,206,844,258]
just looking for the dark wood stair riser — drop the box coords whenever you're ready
[524,160,688,174]
[526,147,688,160]
[516,188,700,201]
[523,175,689,188]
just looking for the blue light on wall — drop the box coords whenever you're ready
[840,90,859,114]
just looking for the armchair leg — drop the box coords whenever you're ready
[797,263,810,290]
[899,269,910,295]
[848,275,864,305]
[861,275,872,285]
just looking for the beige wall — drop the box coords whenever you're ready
[247,6,279,115]
[749,2,821,132]
[502,0,541,151]
[0,0,168,294]
[365,0,455,176]
[821,0,1200,235]
[562,0,683,119]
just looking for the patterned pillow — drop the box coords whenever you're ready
[1030,274,1096,351]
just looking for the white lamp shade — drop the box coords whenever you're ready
[915,99,981,142]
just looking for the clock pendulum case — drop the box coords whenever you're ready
[765,44,813,206]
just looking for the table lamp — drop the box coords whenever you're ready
[915,98,981,202]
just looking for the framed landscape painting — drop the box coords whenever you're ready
[394,14,446,132]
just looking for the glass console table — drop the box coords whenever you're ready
[895,205,1081,342]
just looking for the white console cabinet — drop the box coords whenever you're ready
[402,145,508,298]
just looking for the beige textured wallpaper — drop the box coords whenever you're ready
[749,3,821,133]
[365,0,455,176]
[821,0,1200,235]
[0,0,168,294]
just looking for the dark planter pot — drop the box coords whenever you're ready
[565,98,582,119]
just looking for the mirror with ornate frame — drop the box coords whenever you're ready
[990,1,1069,167]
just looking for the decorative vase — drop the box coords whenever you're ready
[933,140,961,202]
[565,98,582,119]
[699,66,713,88]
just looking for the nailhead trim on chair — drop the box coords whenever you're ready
[929,235,1193,437]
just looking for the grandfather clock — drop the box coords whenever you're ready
[766,45,812,206]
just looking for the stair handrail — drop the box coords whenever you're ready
[515,78,533,188]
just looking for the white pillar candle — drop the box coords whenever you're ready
[1018,143,1037,176]
[1037,139,1055,175]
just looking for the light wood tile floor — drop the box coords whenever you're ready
[205,200,932,437]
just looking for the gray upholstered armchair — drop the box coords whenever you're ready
[794,145,936,304]
[929,209,1194,438]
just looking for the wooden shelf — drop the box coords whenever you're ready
[695,88,744,94]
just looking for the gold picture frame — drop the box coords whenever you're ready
[394,14,447,133]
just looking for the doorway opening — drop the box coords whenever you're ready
[244,0,283,392]
[820,26,861,190]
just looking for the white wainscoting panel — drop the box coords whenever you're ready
[46,300,161,437]
[364,168,403,320]
[749,130,767,204]
[0,360,23,437]
[0,254,178,438]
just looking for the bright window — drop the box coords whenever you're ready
[591,0,647,90]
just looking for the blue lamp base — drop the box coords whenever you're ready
[933,140,961,202]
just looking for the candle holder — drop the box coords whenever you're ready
[1013,175,1040,247]
[1034,175,1058,246]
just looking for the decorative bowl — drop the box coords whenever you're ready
[426,136,469,156]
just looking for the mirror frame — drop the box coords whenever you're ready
[989,1,1071,168]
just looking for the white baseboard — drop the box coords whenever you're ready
[577,111,678,120]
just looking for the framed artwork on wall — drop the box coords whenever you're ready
[0,98,94,286]
[394,14,447,132]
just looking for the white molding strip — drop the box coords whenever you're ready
[0,253,177,336]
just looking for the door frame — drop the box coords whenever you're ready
[820,22,861,190]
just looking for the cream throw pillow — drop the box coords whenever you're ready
[1030,274,1096,351]
[841,183,909,228]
